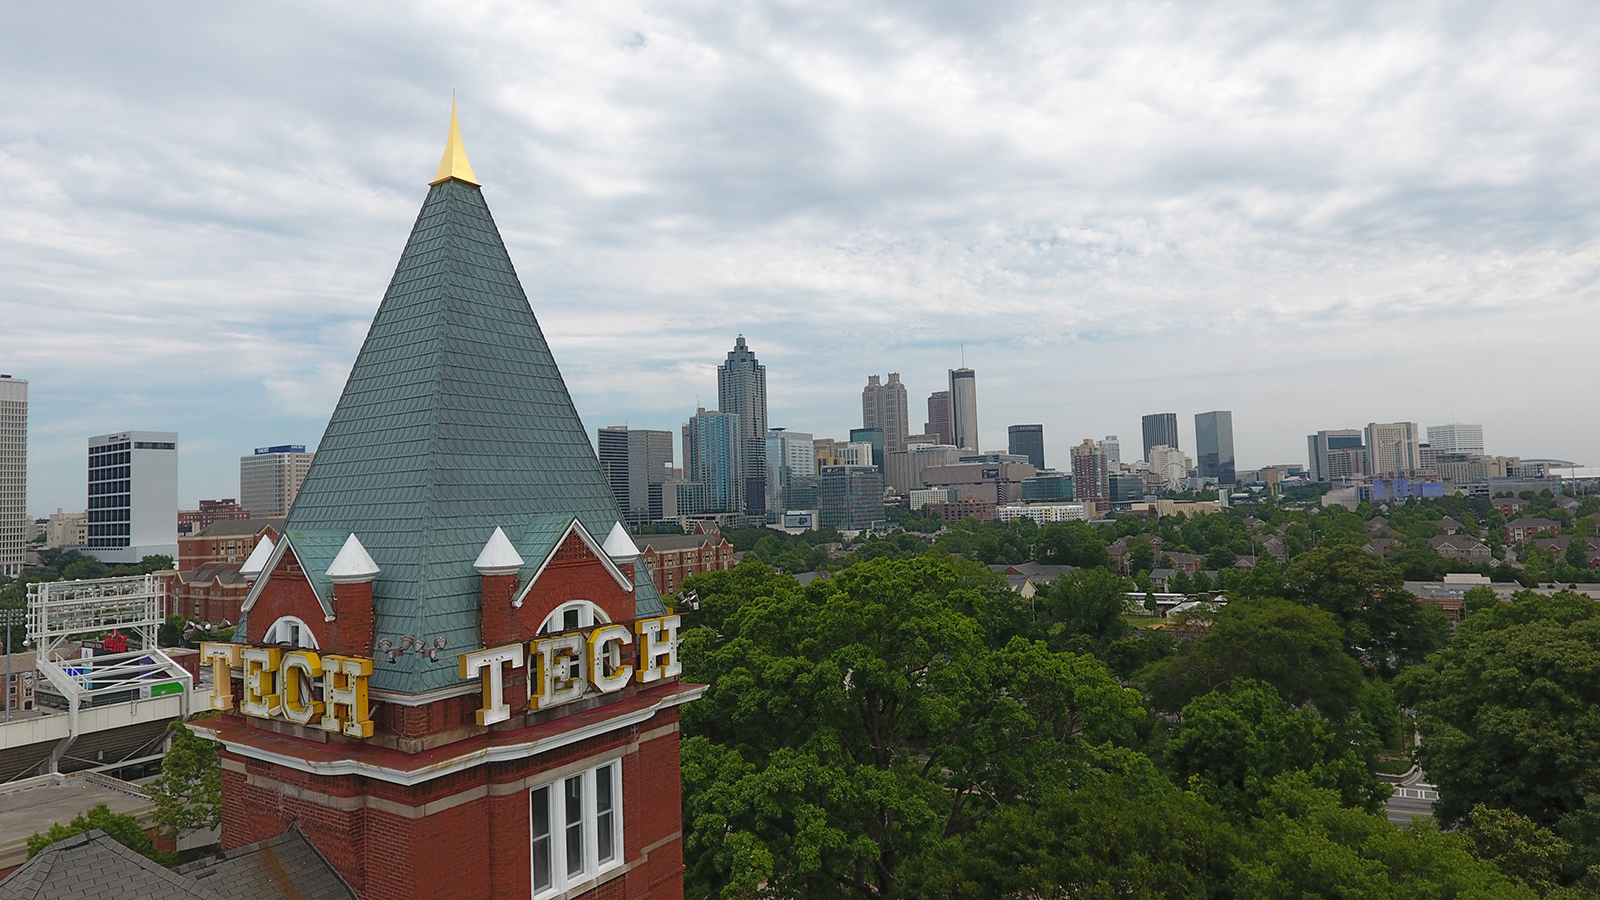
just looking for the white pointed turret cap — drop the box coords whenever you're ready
[239,534,275,579]
[326,534,381,584]
[474,526,524,576]
[602,522,639,559]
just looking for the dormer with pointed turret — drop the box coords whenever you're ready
[192,107,699,900]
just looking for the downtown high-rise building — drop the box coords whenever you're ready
[1099,435,1121,466]
[0,376,25,577]
[862,373,909,453]
[240,444,315,518]
[1365,422,1421,477]
[718,336,767,517]
[1426,423,1485,455]
[1194,411,1236,484]
[684,408,743,514]
[1070,438,1109,503]
[1141,413,1179,462]
[949,368,978,451]
[1007,424,1045,470]
[86,429,178,564]
[765,428,818,515]
[598,426,674,524]
[924,391,954,446]
[1306,429,1364,482]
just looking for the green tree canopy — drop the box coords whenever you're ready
[1034,521,1111,569]
[679,556,1145,899]
[147,720,221,838]
[1397,591,1600,834]
[1139,596,1363,718]
[1285,544,1448,676]
[1166,680,1388,819]
[28,803,172,865]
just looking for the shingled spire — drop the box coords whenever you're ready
[280,109,628,694]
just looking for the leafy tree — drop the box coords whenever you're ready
[62,557,110,581]
[1140,597,1363,718]
[1167,680,1389,819]
[28,803,174,865]
[1463,585,1501,617]
[1464,804,1572,896]
[1237,777,1538,900]
[1126,536,1155,574]
[1397,592,1600,834]
[1285,545,1448,676]
[679,556,1145,899]
[1388,538,1449,581]
[1567,539,1591,570]
[1035,521,1111,569]
[905,775,1241,900]
[1038,568,1134,648]
[147,720,221,839]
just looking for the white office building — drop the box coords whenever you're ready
[1426,424,1485,456]
[1365,422,1421,477]
[998,503,1090,524]
[85,430,178,565]
[240,444,315,518]
[0,376,24,577]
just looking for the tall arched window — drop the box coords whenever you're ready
[263,615,319,649]
[538,601,610,636]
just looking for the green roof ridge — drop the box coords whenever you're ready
[284,178,628,694]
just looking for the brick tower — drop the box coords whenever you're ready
[192,106,700,900]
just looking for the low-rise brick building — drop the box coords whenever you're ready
[637,528,736,596]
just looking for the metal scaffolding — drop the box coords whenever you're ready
[23,575,192,774]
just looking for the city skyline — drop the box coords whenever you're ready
[5,4,1599,510]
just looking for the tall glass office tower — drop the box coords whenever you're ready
[718,337,767,518]
[1194,411,1235,485]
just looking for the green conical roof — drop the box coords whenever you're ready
[282,177,632,694]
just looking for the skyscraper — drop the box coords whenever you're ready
[1426,423,1485,455]
[766,429,817,514]
[1008,424,1045,470]
[1099,435,1121,466]
[1070,438,1109,503]
[1365,422,1421,477]
[718,336,767,517]
[684,408,743,513]
[240,445,315,518]
[1306,429,1364,482]
[949,368,978,451]
[862,373,909,453]
[1141,413,1179,462]
[1194,411,1235,484]
[925,391,953,446]
[86,430,178,564]
[0,376,24,577]
[598,427,675,524]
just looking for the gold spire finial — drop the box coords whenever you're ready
[430,98,479,186]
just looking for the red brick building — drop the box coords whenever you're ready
[178,498,253,535]
[1506,517,1560,542]
[637,527,736,596]
[928,496,997,523]
[168,518,283,624]
[189,113,699,900]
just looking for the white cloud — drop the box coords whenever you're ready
[1,0,1597,510]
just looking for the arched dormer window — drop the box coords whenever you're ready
[263,615,319,649]
[538,601,610,636]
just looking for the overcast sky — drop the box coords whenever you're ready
[3,1,1598,513]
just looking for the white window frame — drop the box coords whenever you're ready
[262,615,318,649]
[537,600,611,636]
[530,760,623,898]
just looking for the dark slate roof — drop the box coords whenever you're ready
[0,830,217,900]
[194,518,285,539]
[280,178,629,695]
[637,534,731,552]
[177,827,355,900]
